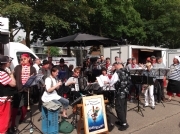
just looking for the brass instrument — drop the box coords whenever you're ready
[27,88,30,110]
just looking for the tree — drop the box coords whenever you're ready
[86,0,146,45]
[15,35,22,42]
[44,46,60,57]
[133,0,180,48]
[31,0,93,41]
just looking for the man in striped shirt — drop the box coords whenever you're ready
[0,55,16,134]
[167,56,180,101]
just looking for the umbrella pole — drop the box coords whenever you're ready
[80,43,83,67]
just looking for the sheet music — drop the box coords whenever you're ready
[96,77,104,87]
[110,72,119,86]
[152,68,170,78]
[23,74,44,87]
[129,69,144,75]
[84,82,99,90]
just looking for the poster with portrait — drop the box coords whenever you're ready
[82,95,108,134]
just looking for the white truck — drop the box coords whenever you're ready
[0,17,38,69]
[166,49,180,67]
[103,45,168,66]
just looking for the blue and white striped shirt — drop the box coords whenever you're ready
[168,64,180,81]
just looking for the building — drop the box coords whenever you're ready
[30,40,47,59]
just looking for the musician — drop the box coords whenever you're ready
[127,57,143,99]
[99,68,110,87]
[105,57,112,75]
[90,60,101,82]
[95,68,115,104]
[41,66,69,118]
[150,56,156,65]
[99,55,106,67]
[65,67,82,98]
[33,58,41,73]
[0,55,16,134]
[125,58,132,68]
[47,56,54,69]
[56,58,69,82]
[10,53,36,133]
[167,56,180,101]
[38,60,51,111]
[115,56,121,62]
[153,57,166,102]
[65,67,84,113]
[142,62,155,109]
[113,62,130,131]
[68,64,74,78]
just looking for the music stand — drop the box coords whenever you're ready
[153,68,169,107]
[128,75,147,117]
[18,75,43,134]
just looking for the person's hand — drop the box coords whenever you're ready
[104,81,109,84]
[71,80,76,84]
[57,81,62,86]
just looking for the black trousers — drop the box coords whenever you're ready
[115,95,127,124]
[12,91,28,108]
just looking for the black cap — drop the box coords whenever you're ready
[60,58,64,63]
[0,55,11,64]
[41,60,49,66]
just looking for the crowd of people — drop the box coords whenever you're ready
[0,53,180,133]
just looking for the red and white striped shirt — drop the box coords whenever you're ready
[21,65,30,85]
[0,71,12,102]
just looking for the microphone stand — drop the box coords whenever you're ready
[18,75,43,134]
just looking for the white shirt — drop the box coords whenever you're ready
[97,74,115,90]
[41,76,61,102]
[99,75,110,84]
[65,77,79,91]
[33,64,40,74]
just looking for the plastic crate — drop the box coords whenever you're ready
[41,106,59,134]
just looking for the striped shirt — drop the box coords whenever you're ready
[21,66,30,85]
[168,64,180,81]
[0,71,12,102]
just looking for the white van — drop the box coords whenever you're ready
[4,42,38,70]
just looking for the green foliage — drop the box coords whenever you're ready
[133,0,180,48]
[44,46,60,57]
[1,0,180,48]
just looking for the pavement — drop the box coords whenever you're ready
[16,94,180,134]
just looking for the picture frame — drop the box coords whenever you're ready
[82,95,108,134]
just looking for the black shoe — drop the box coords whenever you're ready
[6,128,13,134]
[9,126,17,133]
[19,119,26,124]
[118,124,129,131]
[115,121,121,126]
